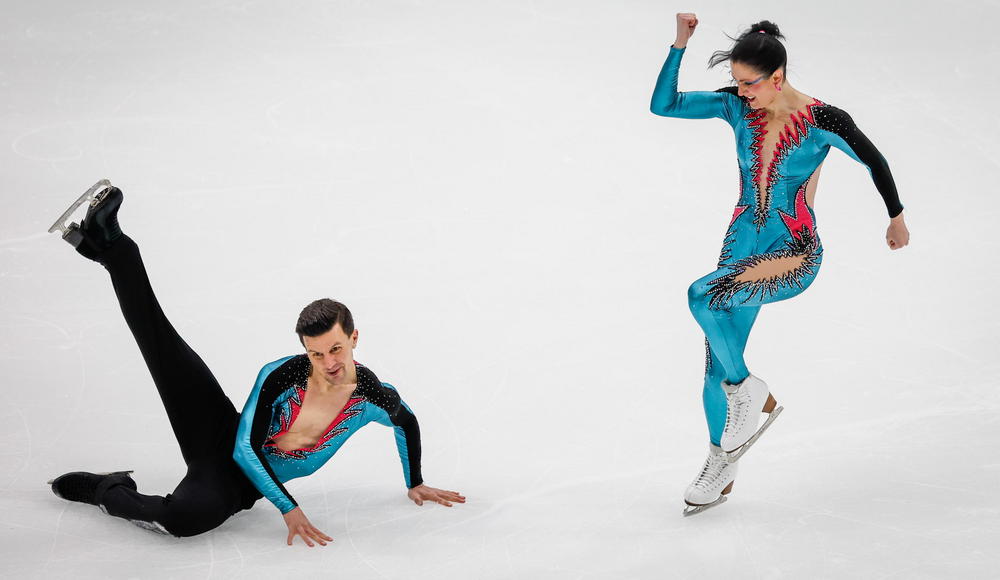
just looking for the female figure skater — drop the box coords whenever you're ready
[46,182,464,543]
[649,14,909,515]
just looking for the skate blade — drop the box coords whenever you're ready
[47,470,134,485]
[47,179,112,236]
[682,495,728,517]
[724,406,783,463]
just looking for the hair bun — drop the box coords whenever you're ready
[708,19,788,73]
[747,20,783,40]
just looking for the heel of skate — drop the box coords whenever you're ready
[762,393,777,413]
[61,225,85,248]
[682,482,734,517]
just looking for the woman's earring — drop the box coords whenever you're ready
[776,84,782,91]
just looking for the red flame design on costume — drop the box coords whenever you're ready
[729,205,748,227]
[765,100,822,191]
[266,390,366,458]
[778,186,815,241]
[273,385,307,435]
[308,396,365,452]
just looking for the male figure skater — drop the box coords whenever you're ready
[47,181,464,545]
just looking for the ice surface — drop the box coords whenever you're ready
[2,1,998,578]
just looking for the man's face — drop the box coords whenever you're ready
[302,324,359,387]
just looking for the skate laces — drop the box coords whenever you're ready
[691,453,727,491]
[724,387,752,435]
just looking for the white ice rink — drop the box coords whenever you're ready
[2,1,998,578]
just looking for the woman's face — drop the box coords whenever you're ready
[731,61,782,110]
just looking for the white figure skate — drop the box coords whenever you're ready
[720,374,783,463]
[683,444,737,517]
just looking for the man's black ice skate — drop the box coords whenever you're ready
[48,179,124,260]
[48,470,136,505]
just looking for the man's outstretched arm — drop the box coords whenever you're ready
[369,380,466,507]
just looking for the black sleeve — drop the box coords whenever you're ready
[813,105,904,218]
[357,366,423,488]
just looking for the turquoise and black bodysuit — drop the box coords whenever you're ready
[234,356,422,514]
[650,46,903,445]
[70,231,423,536]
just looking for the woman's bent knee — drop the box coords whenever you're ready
[688,280,711,314]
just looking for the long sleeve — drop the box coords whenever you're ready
[233,357,300,514]
[365,379,423,489]
[650,46,742,125]
[814,105,904,218]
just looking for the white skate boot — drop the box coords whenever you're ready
[720,374,782,463]
[683,444,737,517]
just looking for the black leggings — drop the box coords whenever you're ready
[94,236,260,537]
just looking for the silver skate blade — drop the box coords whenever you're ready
[129,519,170,535]
[682,495,728,517]
[724,406,783,463]
[47,179,112,235]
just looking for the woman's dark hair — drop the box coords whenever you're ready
[296,298,355,344]
[708,20,787,77]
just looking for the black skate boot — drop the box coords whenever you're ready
[48,470,136,505]
[48,179,125,260]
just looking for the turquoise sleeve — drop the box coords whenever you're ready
[232,356,298,514]
[650,46,740,125]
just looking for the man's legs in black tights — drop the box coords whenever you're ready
[81,235,258,536]
[99,235,239,462]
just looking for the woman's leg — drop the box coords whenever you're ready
[701,307,759,445]
[688,276,760,385]
[690,243,821,442]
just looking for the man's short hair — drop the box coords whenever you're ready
[295,298,354,344]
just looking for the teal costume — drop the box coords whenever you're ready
[650,46,903,445]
